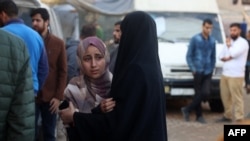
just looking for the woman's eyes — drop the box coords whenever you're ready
[95,55,104,60]
[82,55,104,61]
[83,57,91,61]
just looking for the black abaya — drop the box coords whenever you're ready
[73,11,168,141]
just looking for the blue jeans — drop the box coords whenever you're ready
[35,102,57,141]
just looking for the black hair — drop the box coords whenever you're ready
[114,20,122,26]
[80,24,96,39]
[30,8,50,21]
[0,0,18,17]
[230,23,241,29]
[203,18,213,26]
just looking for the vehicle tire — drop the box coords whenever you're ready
[208,99,224,113]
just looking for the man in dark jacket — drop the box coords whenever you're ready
[30,8,67,141]
[109,20,122,74]
[0,29,35,141]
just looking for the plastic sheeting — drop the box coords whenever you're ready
[66,0,134,15]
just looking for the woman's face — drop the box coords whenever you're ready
[81,45,106,79]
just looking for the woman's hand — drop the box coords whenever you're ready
[59,102,75,124]
[100,98,116,113]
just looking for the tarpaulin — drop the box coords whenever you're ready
[66,0,133,15]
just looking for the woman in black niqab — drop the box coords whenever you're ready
[109,11,167,141]
[60,11,168,141]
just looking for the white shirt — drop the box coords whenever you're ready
[219,36,249,77]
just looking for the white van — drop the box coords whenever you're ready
[133,0,226,112]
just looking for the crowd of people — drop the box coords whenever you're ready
[182,19,250,125]
[1,0,250,141]
[0,1,167,141]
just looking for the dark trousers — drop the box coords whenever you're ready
[186,72,212,118]
[35,102,57,141]
[245,65,250,85]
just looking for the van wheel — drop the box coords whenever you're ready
[208,99,224,113]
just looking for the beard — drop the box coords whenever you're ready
[113,37,120,44]
[231,34,238,40]
[33,24,46,35]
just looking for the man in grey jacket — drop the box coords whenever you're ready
[0,29,35,141]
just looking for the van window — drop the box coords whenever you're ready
[149,12,223,43]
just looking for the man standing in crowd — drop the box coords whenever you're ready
[30,8,67,141]
[109,20,122,74]
[66,24,96,82]
[0,0,49,95]
[182,19,216,124]
[0,29,35,141]
[216,23,249,123]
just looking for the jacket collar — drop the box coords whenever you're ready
[5,18,24,26]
